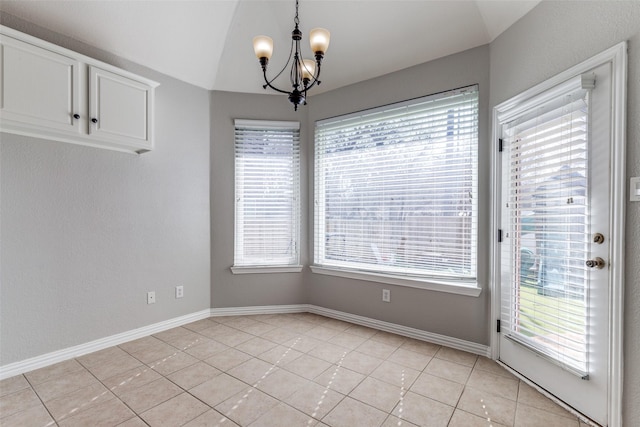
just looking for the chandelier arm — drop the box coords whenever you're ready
[290,40,302,89]
[262,71,293,94]
[262,39,296,91]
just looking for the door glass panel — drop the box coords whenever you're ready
[502,88,590,376]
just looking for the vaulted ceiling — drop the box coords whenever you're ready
[0,0,540,94]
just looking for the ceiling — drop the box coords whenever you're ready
[0,0,540,95]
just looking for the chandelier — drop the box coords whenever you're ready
[252,0,330,110]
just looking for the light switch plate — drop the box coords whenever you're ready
[631,177,640,202]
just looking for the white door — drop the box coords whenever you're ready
[0,35,80,133]
[89,66,152,150]
[497,62,615,426]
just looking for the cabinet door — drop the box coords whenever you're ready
[0,35,81,134]
[89,66,153,150]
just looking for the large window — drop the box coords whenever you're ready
[233,120,301,271]
[313,86,478,285]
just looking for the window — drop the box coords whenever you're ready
[501,81,591,375]
[313,86,479,288]
[233,120,301,272]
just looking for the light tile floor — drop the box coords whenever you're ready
[0,313,591,426]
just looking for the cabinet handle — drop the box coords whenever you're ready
[73,114,80,119]
[91,118,98,124]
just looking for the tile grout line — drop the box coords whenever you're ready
[4,313,583,427]
[13,374,57,427]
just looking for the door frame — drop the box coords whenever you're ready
[489,42,627,426]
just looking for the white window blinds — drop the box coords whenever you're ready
[501,81,591,376]
[234,119,300,267]
[314,86,478,281]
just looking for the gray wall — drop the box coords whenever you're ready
[304,45,491,345]
[209,46,491,344]
[209,91,308,308]
[0,16,211,365]
[489,2,640,425]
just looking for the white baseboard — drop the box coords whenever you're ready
[211,304,490,357]
[1,304,490,380]
[306,305,490,357]
[0,309,212,380]
[210,304,308,316]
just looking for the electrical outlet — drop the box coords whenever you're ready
[382,289,391,302]
[176,285,184,299]
[631,177,640,202]
[147,291,156,304]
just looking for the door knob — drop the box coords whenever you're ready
[73,114,80,119]
[91,118,98,124]
[593,233,605,244]
[585,257,605,269]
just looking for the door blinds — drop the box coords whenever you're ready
[501,79,592,376]
[234,120,300,267]
[314,86,478,280]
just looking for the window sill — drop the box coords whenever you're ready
[309,265,482,297]
[231,265,304,274]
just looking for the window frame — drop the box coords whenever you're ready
[312,86,481,296]
[231,119,302,274]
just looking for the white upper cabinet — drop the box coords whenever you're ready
[89,66,154,148]
[0,35,81,134]
[0,26,159,154]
